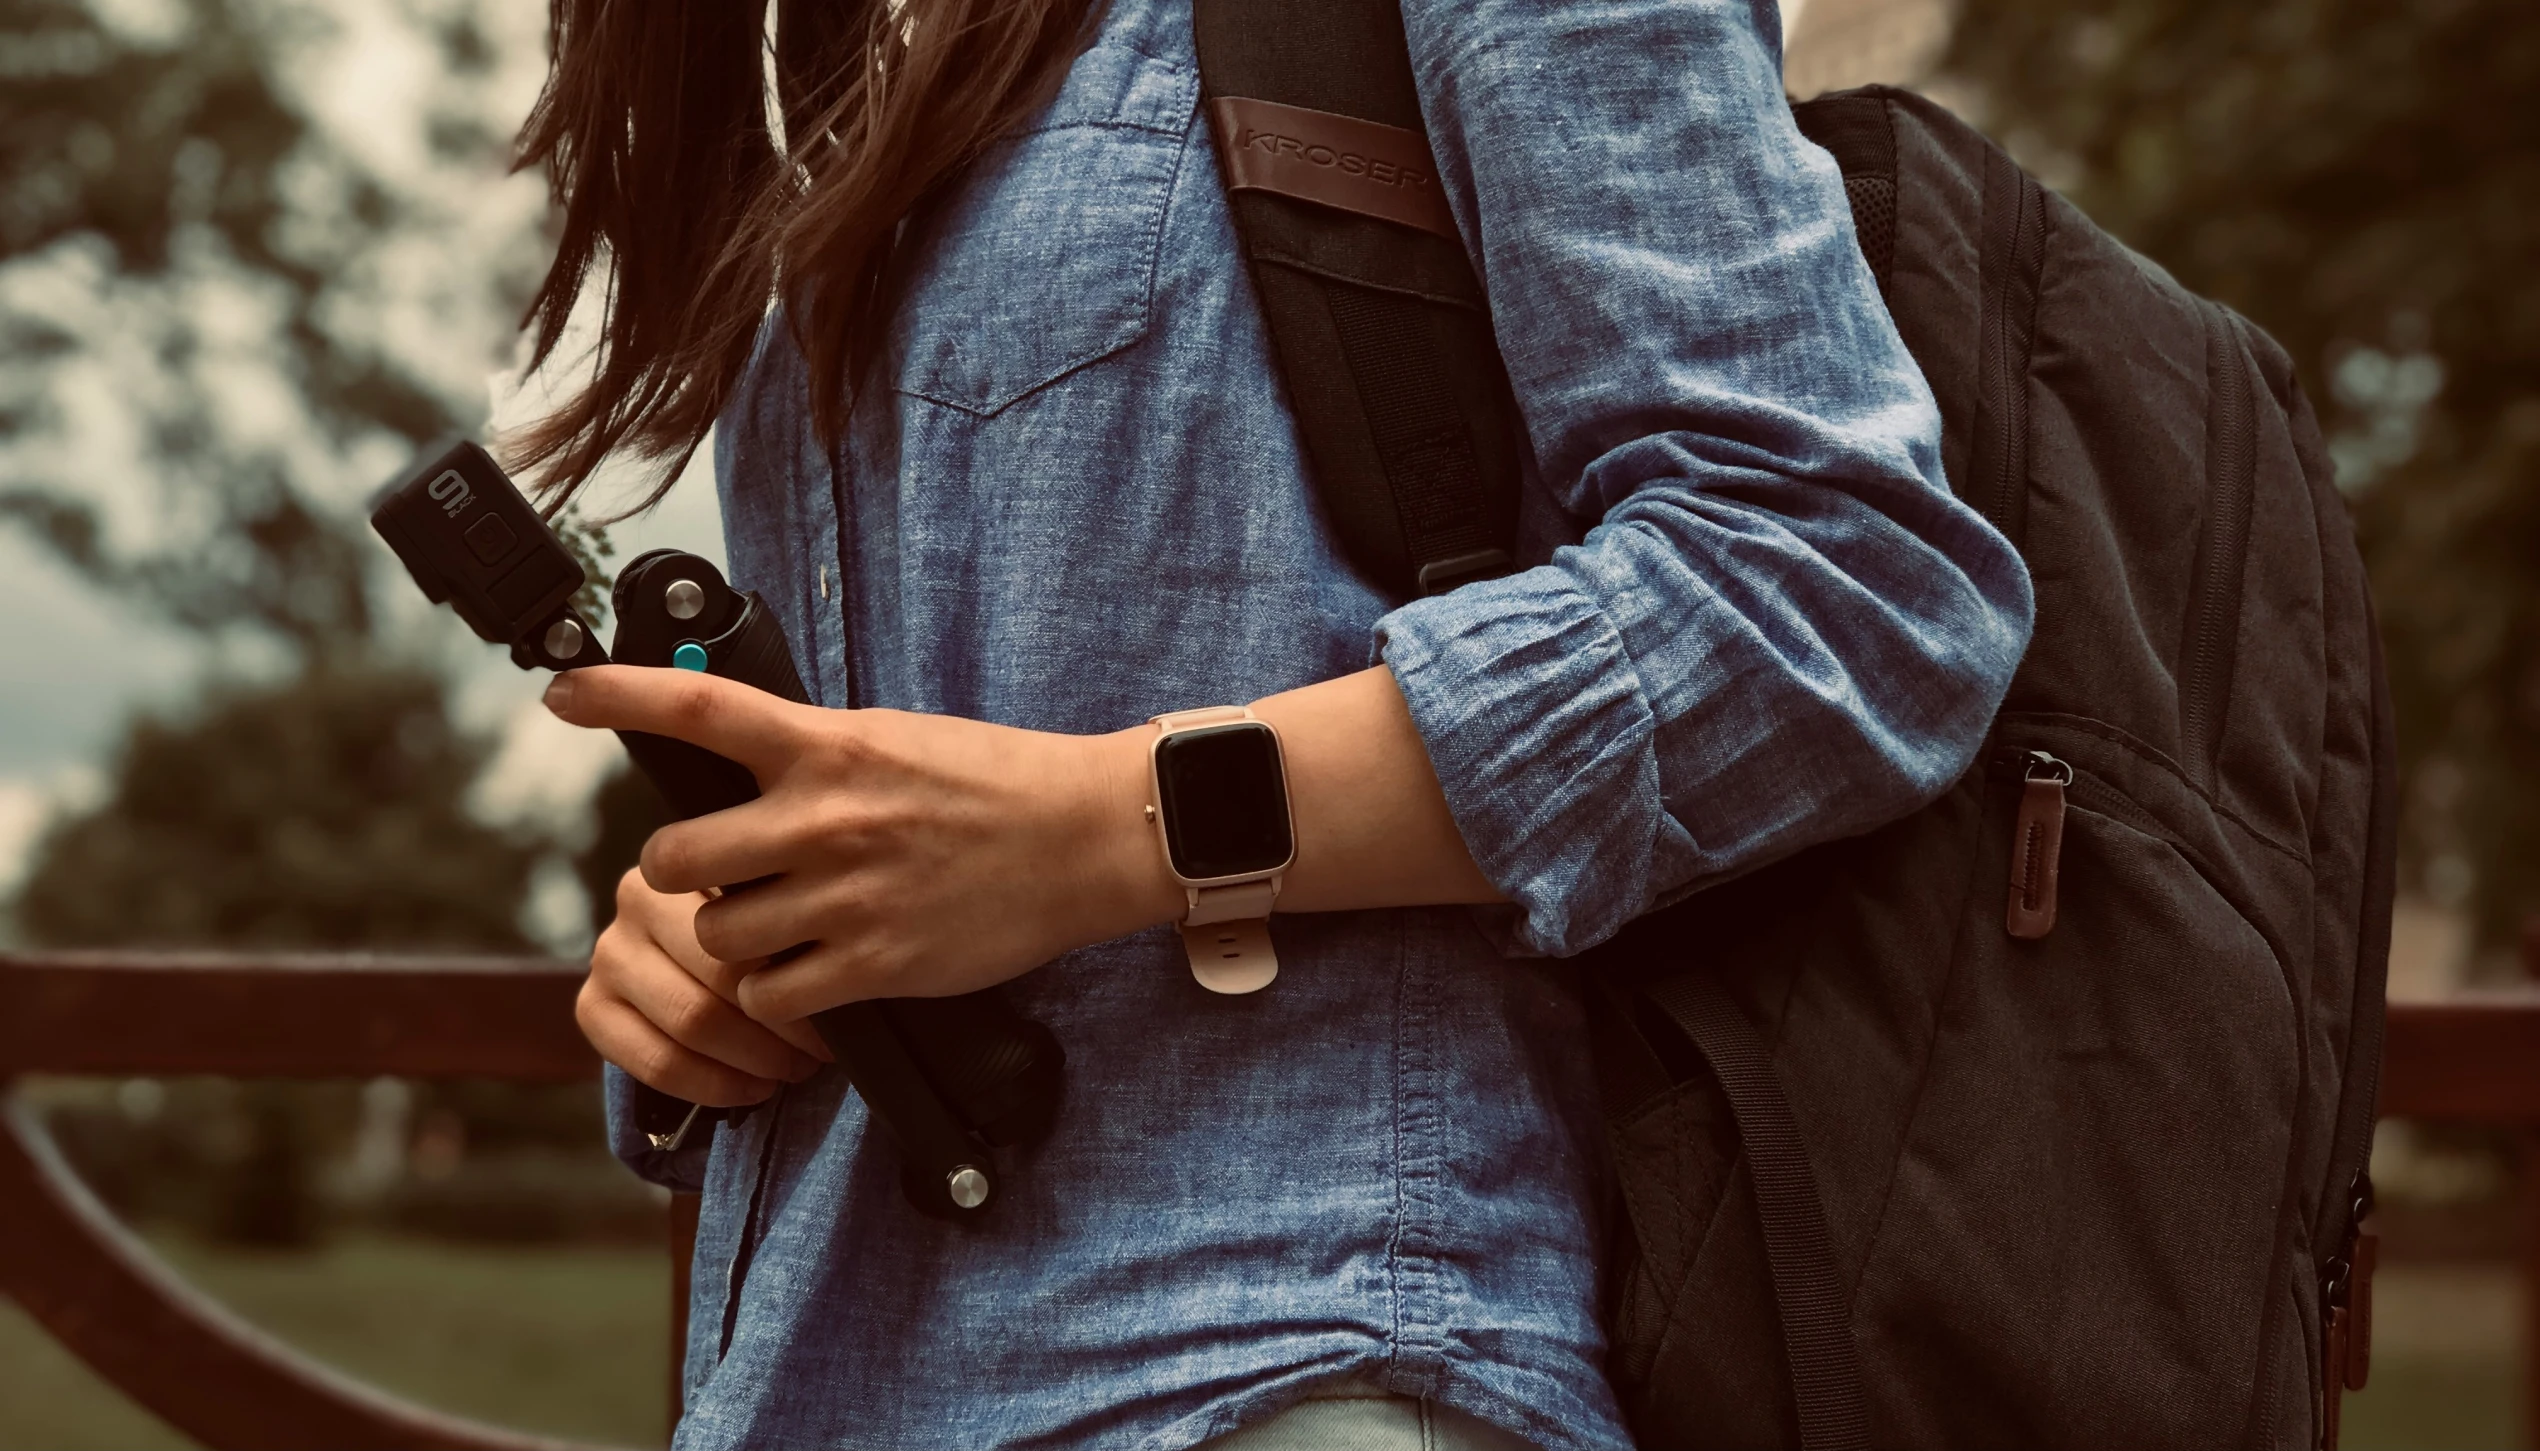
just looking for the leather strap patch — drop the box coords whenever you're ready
[1209,96,1459,240]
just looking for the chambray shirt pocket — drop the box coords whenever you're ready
[890,25,1197,417]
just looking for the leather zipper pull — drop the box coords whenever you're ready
[2006,751,2070,939]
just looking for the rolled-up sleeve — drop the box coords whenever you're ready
[1374,0,2035,955]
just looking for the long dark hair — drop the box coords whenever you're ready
[507,0,1101,512]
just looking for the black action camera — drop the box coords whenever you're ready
[372,439,1063,1219]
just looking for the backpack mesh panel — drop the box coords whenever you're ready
[1843,174,1899,288]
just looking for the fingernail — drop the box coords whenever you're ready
[543,673,576,716]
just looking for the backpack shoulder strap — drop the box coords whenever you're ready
[1191,0,1519,598]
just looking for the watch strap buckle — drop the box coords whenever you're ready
[1186,878,1279,925]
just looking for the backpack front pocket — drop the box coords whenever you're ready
[1858,743,2305,1447]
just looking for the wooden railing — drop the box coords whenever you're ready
[4,949,2537,1450]
[0,953,641,1451]
[2377,988,2540,1449]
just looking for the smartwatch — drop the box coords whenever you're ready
[1148,706,1296,994]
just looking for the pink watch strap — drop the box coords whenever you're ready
[1180,917,1278,994]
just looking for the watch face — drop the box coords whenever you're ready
[1154,722,1294,881]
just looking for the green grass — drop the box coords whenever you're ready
[0,1233,668,1450]
[0,1243,2517,1449]
[2343,1355,2519,1451]
[2340,1263,2521,1451]
[0,1305,178,1451]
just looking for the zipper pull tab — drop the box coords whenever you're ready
[2006,750,2070,939]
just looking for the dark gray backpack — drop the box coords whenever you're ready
[1194,3,2399,1448]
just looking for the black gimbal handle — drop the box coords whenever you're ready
[608,548,1063,1219]
[369,440,1061,1219]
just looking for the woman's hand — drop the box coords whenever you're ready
[577,867,833,1106]
[548,667,1184,1028]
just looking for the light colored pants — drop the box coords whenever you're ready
[1200,1381,1539,1451]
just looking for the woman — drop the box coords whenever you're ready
[524,0,2033,1445]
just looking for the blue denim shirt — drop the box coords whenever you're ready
[606,0,2034,1446]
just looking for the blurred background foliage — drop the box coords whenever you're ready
[0,0,544,953]
[0,0,489,652]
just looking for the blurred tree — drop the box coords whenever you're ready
[1,0,560,950]
[0,0,531,655]
[0,0,574,941]
[1946,0,2540,947]
[16,664,541,948]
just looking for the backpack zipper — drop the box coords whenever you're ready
[2320,1169,2379,1448]
[1971,154,2047,546]
[2178,306,2259,786]
[2304,631,2399,1450]
[2005,750,2070,939]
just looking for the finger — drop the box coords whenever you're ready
[606,876,830,1061]
[690,873,854,967]
[577,985,781,1108]
[544,665,806,777]
[661,909,834,1061]
[763,1013,833,1062]
[639,798,824,898]
[735,939,913,1024]
[603,930,825,1084]
[617,875,770,1000]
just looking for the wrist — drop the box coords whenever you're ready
[1079,724,1185,936]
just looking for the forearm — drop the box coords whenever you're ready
[551,661,1497,1023]
[1089,665,1501,927]
[1251,665,1502,910]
